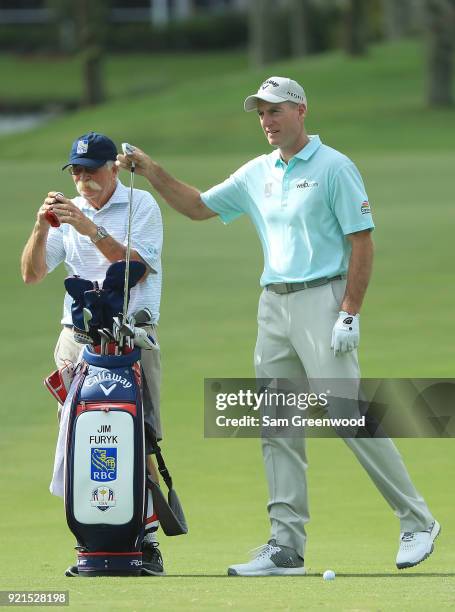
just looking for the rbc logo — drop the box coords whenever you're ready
[91,447,117,481]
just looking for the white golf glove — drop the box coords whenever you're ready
[331,311,360,356]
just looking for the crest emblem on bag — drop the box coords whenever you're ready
[91,487,116,511]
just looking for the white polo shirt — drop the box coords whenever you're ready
[201,135,374,286]
[45,180,162,325]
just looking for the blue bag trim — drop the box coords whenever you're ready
[82,346,141,368]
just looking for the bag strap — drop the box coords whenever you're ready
[147,428,173,491]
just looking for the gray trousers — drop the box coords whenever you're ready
[255,281,434,557]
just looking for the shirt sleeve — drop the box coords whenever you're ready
[200,170,248,224]
[45,226,66,273]
[129,192,163,273]
[329,162,375,235]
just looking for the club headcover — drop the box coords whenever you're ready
[133,327,159,350]
[146,477,188,536]
[83,289,105,329]
[64,277,95,301]
[103,260,147,324]
[103,260,146,292]
[64,277,95,332]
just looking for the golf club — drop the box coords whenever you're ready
[132,308,153,327]
[82,308,92,332]
[118,322,135,350]
[98,329,111,356]
[120,142,136,353]
[112,316,121,343]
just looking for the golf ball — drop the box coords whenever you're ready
[323,569,336,581]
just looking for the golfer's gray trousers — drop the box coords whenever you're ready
[255,280,434,557]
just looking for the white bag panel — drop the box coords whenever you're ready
[73,410,135,525]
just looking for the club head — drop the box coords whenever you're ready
[120,323,135,337]
[98,329,111,355]
[132,308,153,326]
[121,142,136,170]
[101,328,115,343]
[83,308,93,332]
[73,328,93,345]
[118,323,135,353]
[112,316,122,342]
[122,142,135,156]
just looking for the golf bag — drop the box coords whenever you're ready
[47,261,187,577]
[64,346,146,576]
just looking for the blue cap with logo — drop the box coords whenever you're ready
[62,132,118,170]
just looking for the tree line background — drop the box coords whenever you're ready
[1,0,454,108]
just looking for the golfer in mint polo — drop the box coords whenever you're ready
[117,77,440,575]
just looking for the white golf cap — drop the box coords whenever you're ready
[244,76,307,112]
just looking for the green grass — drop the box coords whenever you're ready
[1,39,455,159]
[0,40,454,610]
[0,51,247,105]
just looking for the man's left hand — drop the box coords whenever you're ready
[51,194,96,237]
[331,311,360,356]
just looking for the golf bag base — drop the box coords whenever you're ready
[65,347,146,577]
[76,551,142,577]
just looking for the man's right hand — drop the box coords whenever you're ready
[116,144,216,221]
[116,145,153,178]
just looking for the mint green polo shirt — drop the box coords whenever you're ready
[201,135,374,287]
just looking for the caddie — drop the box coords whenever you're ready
[116,77,440,575]
[21,131,165,576]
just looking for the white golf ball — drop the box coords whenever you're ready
[323,569,336,581]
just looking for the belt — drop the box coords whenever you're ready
[266,274,346,295]
[63,323,156,329]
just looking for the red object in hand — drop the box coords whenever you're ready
[45,210,61,227]
[45,192,64,227]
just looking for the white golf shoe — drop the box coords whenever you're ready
[227,539,305,576]
[396,520,441,569]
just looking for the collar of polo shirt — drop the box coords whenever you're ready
[274,135,322,167]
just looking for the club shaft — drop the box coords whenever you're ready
[122,165,135,319]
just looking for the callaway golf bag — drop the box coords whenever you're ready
[65,345,146,576]
[46,260,187,577]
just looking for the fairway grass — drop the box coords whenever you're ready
[1,153,454,610]
[1,40,454,610]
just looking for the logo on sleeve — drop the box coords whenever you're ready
[361,200,371,214]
